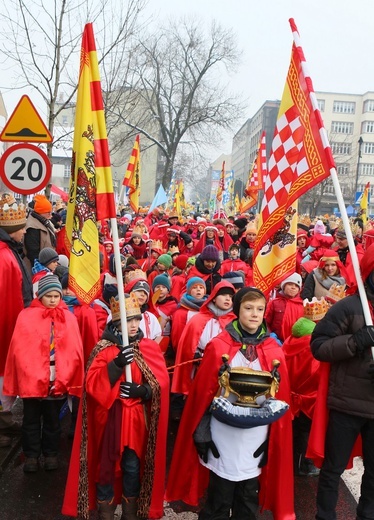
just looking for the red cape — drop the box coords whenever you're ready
[171,281,236,395]
[62,337,169,519]
[4,299,84,397]
[68,303,100,365]
[0,241,25,375]
[282,334,320,419]
[165,329,295,520]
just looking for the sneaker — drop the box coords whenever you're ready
[23,457,38,473]
[297,457,320,477]
[44,456,59,471]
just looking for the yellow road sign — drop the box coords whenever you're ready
[0,95,53,143]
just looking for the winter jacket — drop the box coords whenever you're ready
[311,293,374,419]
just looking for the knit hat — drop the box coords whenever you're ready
[233,217,248,230]
[222,271,245,289]
[199,245,219,261]
[34,194,52,215]
[109,253,126,275]
[292,317,316,338]
[152,273,171,292]
[0,194,27,233]
[37,274,63,299]
[38,247,59,267]
[186,277,206,294]
[187,256,196,266]
[60,270,69,290]
[280,273,302,291]
[174,254,188,270]
[233,287,267,317]
[126,279,150,297]
[313,220,326,234]
[215,285,235,298]
[157,254,172,269]
[297,229,308,239]
[58,254,69,268]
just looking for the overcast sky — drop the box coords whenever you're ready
[148,0,374,157]
[2,0,373,162]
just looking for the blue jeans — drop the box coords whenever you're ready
[96,447,140,501]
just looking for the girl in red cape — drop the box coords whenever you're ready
[165,287,295,520]
[3,275,84,473]
[171,280,236,395]
[62,293,169,520]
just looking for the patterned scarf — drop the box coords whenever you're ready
[77,337,161,519]
[31,211,56,248]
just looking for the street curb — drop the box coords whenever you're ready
[0,437,21,475]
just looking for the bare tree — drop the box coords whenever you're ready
[0,0,147,195]
[107,17,245,188]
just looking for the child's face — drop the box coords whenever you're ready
[189,284,206,299]
[246,232,257,243]
[41,290,61,309]
[127,317,141,337]
[132,236,141,244]
[105,244,113,253]
[134,290,148,306]
[46,260,59,272]
[297,237,307,248]
[229,248,240,259]
[324,261,338,277]
[239,297,266,333]
[154,285,169,301]
[213,293,233,311]
[283,282,300,298]
[206,230,215,239]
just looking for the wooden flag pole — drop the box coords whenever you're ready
[329,166,374,358]
[111,216,132,381]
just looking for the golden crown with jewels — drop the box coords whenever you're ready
[303,297,329,322]
[0,194,27,227]
[110,292,141,322]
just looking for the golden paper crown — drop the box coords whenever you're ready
[168,245,180,255]
[298,214,311,227]
[326,283,346,303]
[303,297,329,322]
[110,292,141,322]
[127,269,147,283]
[151,239,164,252]
[0,194,27,228]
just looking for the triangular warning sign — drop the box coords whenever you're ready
[0,95,53,143]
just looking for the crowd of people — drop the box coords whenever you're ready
[1,191,374,520]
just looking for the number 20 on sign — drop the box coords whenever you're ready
[0,143,51,195]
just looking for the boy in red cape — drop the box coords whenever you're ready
[3,275,84,472]
[62,292,169,520]
[166,287,295,520]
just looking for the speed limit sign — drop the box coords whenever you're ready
[0,143,51,195]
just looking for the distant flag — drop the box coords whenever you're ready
[65,23,116,305]
[148,184,168,214]
[179,180,187,209]
[241,131,267,212]
[358,182,370,224]
[216,161,225,204]
[166,170,177,210]
[235,193,240,214]
[123,135,140,213]
[253,19,334,295]
[224,170,234,213]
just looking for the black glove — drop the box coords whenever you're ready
[194,440,220,463]
[218,358,231,377]
[254,437,269,468]
[349,326,374,356]
[271,362,281,384]
[113,346,134,368]
[119,381,147,399]
[193,350,203,366]
[368,363,374,386]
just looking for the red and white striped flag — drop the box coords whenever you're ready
[241,131,267,212]
[253,19,335,295]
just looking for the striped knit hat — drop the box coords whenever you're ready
[37,274,62,299]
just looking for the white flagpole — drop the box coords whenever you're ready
[110,217,132,381]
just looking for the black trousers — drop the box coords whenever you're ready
[198,471,259,520]
[316,409,374,520]
[22,398,64,458]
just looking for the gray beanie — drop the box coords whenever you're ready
[38,247,59,267]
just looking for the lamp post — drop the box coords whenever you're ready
[354,136,364,203]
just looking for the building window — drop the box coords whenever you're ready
[63,164,70,178]
[325,183,334,195]
[317,99,325,112]
[333,101,355,114]
[63,187,69,193]
[363,100,374,112]
[331,121,354,134]
[337,164,349,176]
[331,142,352,154]
[364,142,374,154]
[362,121,374,133]
[360,163,374,175]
